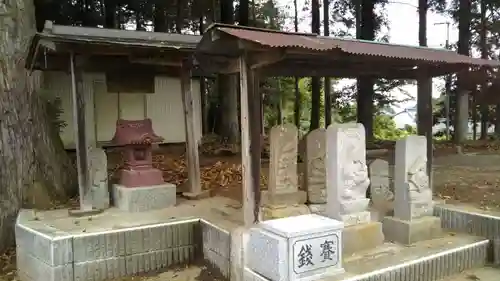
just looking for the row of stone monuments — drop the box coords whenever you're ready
[245,122,441,280]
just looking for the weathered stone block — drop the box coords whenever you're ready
[73,256,127,281]
[123,221,198,255]
[113,183,176,212]
[201,220,231,258]
[261,190,307,206]
[369,159,394,215]
[261,204,310,221]
[89,147,110,209]
[203,248,230,278]
[72,230,127,263]
[247,214,344,281]
[342,222,384,257]
[308,204,326,215]
[124,246,196,275]
[269,124,299,195]
[305,128,326,204]
[338,211,371,227]
[382,216,443,245]
[16,247,73,281]
[15,223,73,266]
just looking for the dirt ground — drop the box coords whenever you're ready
[3,140,500,281]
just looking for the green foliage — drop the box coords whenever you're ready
[373,114,414,140]
[40,90,66,133]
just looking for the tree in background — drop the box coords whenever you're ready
[0,0,77,253]
[309,0,322,131]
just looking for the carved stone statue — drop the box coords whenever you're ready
[342,160,370,201]
[340,129,370,202]
[407,155,429,194]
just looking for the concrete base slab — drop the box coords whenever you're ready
[260,204,310,220]
[113,183,176,212]
[67,208,104,217]
[342,222,384,257]
[382,216,443,245]
[15,197,241,281]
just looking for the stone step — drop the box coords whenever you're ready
[438,266,500,281]
[245,234,489,281]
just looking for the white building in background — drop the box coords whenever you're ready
[43,72,203,149]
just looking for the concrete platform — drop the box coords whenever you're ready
[15,197,241,281]
[245,234,489,281]
[14,199,500,281]
[441,267,500,281]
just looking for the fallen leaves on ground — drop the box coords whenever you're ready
[0,248,16,281]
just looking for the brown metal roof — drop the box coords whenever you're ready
[208,24,499,67]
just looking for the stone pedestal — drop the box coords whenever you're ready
[342,222,384,257]
[113,183,176,212]
[247,214,344,281]
[382,216,443,245]
[261,204,310,220]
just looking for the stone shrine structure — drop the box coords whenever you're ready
[111,119,176,212]
[382,135,442,245]
[245,214,345,281]
[262,124,308,220]
[325,123,384,256]
[112,119,164,188]
[305,129,327,215]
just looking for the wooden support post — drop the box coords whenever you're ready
[239,54,259,226]
[70,53,92,211]
[417,74,433,189]
[181,59,208,199]
[249,69,262,223]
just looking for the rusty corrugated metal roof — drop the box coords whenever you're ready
[214,25,499,67]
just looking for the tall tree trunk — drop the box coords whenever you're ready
[104,0,118,28]
[323,0,332,127]
[0,0,77,253]
[417,0,431,138]
[293,0,300,128]
[176,0,183,33]
[495,106,500,137]
[417,0,433,185]
[310,0,321,131]
[357,0,375,140]
[455,0,472,143]
[153,0,167,32]
[239,0,249,25]
[479,0,489,140]
[217,0,239,144]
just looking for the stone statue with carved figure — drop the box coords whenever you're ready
[406,154,433,218]
[339,128,370,213]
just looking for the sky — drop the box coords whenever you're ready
[275,0,459,128]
